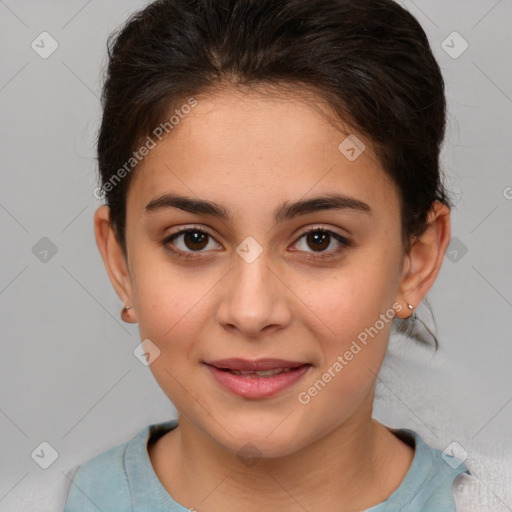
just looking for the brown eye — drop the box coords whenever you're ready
[305,231,330,252]
[181,230,209,251]
[162,227,221,259]
[293,228,351,258]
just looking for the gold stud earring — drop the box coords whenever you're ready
[121,305,134,321]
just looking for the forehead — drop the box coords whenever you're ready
[127,88,399,222]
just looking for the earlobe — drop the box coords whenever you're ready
[396,201,451,318]
[93,205,135,317]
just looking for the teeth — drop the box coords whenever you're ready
[228,368,294,376]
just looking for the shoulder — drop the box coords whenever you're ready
[398,428,471,511]
[63,421,179,512]
[62,431,141,512]
[368,428,471,512]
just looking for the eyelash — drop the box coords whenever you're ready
[161,225,352,262]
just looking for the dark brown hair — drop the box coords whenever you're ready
[96,0,453,350]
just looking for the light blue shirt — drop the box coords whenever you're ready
[63,419,470,511]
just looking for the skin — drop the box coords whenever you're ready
[94,87,451,511]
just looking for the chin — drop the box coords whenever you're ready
[215,423,308,461]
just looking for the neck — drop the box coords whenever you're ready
[151,396,414,511]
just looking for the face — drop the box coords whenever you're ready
[115,88,410,458]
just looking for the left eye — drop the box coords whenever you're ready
[292,228,351,256]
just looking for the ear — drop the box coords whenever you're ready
[94,205,136,322]
[395,201,451,318]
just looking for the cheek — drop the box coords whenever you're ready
[291,256,397,341]
[132,268,211,407]
[296,299,395,430]
[288,263,399,408]
[130,243,215,341]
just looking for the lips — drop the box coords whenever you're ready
[205,358,310,372]
[204,359,312,399]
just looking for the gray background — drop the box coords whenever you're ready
[0,1,511,510]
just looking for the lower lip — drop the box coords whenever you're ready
[204,364,311,399]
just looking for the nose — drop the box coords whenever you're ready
[215,247,292,338]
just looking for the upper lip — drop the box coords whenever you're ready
[205,358,310,371]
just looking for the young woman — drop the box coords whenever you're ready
[64,0,471,510]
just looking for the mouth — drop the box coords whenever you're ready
[215,367,301,377]
[203,358,312,398]
[205,358,310,371]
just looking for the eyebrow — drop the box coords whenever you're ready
[144,193,372,223]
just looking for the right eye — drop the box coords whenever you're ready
[161,227,222,260]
